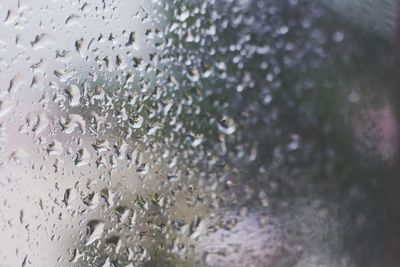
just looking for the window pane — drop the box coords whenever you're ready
[0,0,398,266]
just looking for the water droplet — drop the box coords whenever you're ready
[31,33,54,50]
[47,140,63,156]
[130,115,144,129]
[60,114,86,134]
[217,116,236,135]
[32,113,49,134]
[65,85,81,107]
[65,14,81,26]
[92,139,110,154]
[85,220,105,245]
[10,148,30,161]
[75,148,91,166]
[54,68,76,82]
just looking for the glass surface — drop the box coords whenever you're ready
[0,0,398,266]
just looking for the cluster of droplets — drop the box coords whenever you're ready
[0,0,394,266]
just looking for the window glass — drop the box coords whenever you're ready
[0,0,398,266]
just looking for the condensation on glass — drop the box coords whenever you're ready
[0,0,396,266]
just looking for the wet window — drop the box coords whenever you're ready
[0,0,399,266]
